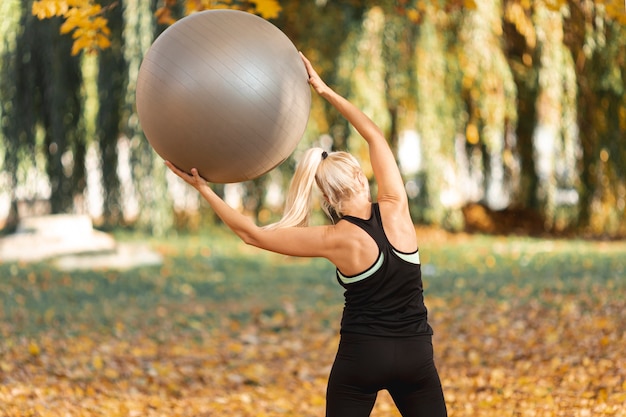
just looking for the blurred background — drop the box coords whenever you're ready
[2,3,626,415]
[1,0,625,238]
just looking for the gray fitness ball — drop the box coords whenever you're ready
[136,10,311,183]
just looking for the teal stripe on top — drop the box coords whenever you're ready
[393,249,420,265]
[337,252,385,284]
[336,250,419,285]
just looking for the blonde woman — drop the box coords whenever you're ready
[165,53,447,417]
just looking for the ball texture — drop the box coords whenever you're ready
[136,10,311,183]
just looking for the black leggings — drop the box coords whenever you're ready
[326,333,447,417]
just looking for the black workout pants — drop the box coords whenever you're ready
[326,333,447,417]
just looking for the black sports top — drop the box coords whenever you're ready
[336,203,433,337]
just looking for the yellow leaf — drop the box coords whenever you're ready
[311,394,325,406]
[545,0,565,11]
[464,0,477,9]
[104,367,119,379]
[31,2,48,19]
[33,0,112,55]
[93,16,109,31]
[28,341,41,357]
[252,0,282,19]
[466,123,480,144]
[0,361,14,372]
[32,0,62,19]
[407,9,420,23]
[60,17,78,34]
[67,0,90,7]
[72,27,85,39]
[92,355,103,370]
[71,42,88,56]
[85,385,96,396]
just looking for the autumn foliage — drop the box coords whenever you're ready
[31,0,112,55]
[31,0,626,56]
[31,0,282,55]
[156,0,282,25]
[1,231,625,416]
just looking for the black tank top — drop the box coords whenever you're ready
[336,203,433,337]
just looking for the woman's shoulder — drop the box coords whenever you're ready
[327,219,381,275]
[376,200,418,252]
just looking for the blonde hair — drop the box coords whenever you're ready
[265,147,367,229]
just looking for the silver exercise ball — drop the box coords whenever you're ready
[136,10,311,183]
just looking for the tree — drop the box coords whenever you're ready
[31,0,111,55]
[32,0,282,55]
[95,0,125,228]
[6,0,624,237]
[1,0,85,227]
[564,0,626,236]
[1,0,22,231]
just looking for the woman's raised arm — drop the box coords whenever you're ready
[300,53,407,207]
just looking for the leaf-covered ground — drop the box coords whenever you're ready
[1,230,625,416]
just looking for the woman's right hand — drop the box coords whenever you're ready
[164,161,209,191]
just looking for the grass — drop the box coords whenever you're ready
[2,229,625,337]
[1,228,340,338]
[422,234,626,296]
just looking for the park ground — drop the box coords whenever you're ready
[1,227,625,416]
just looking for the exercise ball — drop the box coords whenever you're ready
[136,10,311,183]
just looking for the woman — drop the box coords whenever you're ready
[165,53,447,417]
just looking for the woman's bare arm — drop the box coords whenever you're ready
[165,161,341,259]
[300,53,406,207]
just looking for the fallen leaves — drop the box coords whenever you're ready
[1,310,336,416]
[1,291,624,416]
[433,294,626,417]
[1,234,625,416]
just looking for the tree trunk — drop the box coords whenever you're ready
[0,0,24,231]
[502,1,540,211]
[565,3,626,237]
[36,18,83,214]
[97,0,126,228]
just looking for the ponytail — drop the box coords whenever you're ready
[264,147,325,229]
[265,147,367,229]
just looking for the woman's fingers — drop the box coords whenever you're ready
[165,161,193,182]
[165,161,208,189]
[300,52,317,80]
